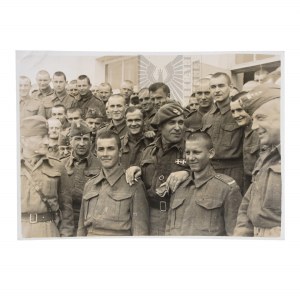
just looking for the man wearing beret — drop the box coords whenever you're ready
[61,120,101,235]
[201,72,244,191]
[234,83,281,237]
[126,103,188,235]
[20,115,74,238]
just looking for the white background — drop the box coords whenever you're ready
[1,0,299,299]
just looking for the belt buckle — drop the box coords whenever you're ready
[160,201,167,212]
[29,213,38,224]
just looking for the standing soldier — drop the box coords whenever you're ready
[20,115,74,238]
[61,120,101,235]
[47,118,62,159]
[32,70,54,101]
[149,82,170,110]
[67,80,80,101]
[234,83,281,237]
[97,82,112,104]
[120,80,134,106]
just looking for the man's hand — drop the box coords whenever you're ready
[144,131,156,139]
[166,171,189,192]
[125,166,142,186]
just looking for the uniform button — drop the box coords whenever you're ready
[159,175,164,181]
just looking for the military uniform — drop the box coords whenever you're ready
[120,133,151,169]
[20,95,45,120]
[184,107,209,131]
[32,86,54,101]
[97,119,128,138]
[21,155,74,238]
[165,165,242,236]
[77,166,149,236]
[143,107,157,132]
[201,100,244,190]
[48,144,61,159]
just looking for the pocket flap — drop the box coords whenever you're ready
[195,197,223,210]
[108,192,132,201]
[42,169,61,177]
[202,124,212,131]
[140,159,155,166]
[222,123,239,132]
[84,169,100,177]
[249,144,260,154]
[83,190,99,201]
[171,197,185,209]
[269,164,281,174]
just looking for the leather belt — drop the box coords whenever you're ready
[21,212,55,224]
[149,200,170,212]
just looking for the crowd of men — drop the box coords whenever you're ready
[19,66,281,238]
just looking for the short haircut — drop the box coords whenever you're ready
[149,82,170,96]
[190,92,196,97]
[99,82,112,91]
[67,107,83,116]
[97,131,121,149]
[107,94,126,105]
[47,117,62,126]
[211,72,231,85]
[19,76,31,85]
[77,75,91,85]
[231,91,248,102]
[69,80,78,85]
[125,106,143,118]
[36,70,50,78]
[186,132,213,150]
[53,71,67,81]
[52,104,67,114]
[138,87,149,95]
[121,80,134,89]
[254,68,269,76]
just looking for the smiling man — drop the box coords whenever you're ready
[234,83,281,237]
[77,131,149,236]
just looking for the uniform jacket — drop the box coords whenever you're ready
[77,166,149,236]
[165,165,242,236]
[32,86,54,101]
[20,155,74,237]
[184,107,209,131]
[201,101,244,169]
[234,145,281,236]
[143,107,156,132]
[20,96,45,120]
[97,119,128,138]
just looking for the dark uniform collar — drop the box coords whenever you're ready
[108,119,126,132]
[93,165,124,186]
[155,136,184,154]
[54,90,67,101]
[69,151,93,167]
[145,107,156,118]
[215,98,231,114]
[39,86,53,96]
[79,90,93,102]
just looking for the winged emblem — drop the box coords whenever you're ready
[139,55,184,104]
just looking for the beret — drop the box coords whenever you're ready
[85,108,102,120]
[239,83,280,116]
[21,115,48,137]
[69,120,92,137]
[151,103,184,128]
[58,133,70,146]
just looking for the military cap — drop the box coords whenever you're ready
[151,103,184,128]
[239,83,280,116]
[20,115,48,137]
[69,120,92,137]
[85,108,102,120]
[58,133,70,146]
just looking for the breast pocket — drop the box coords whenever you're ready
[170,197,185,229]
[194,197,223,232]
[41,169,61,210]
[83,191,99,221]
[221,123,240,147]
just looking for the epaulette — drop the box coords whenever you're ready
[87,173,99,181]
[214,173,237,187]
[47,155,61,162]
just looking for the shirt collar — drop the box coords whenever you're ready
[69,151,93,167]
[94,165,124,186]
[55,90,67,101]
[182,165,216,189]
[21,154,54,170]
[40,86,53,96]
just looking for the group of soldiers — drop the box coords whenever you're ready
[19,66,281,238]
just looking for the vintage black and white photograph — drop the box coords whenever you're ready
[17,51,282,238]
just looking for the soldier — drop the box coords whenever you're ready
[188,94,200,111]
[165,132,242,236]
[20,115,74,238]
[76,75,106,119]
[51,104,70,136]
[184,78,213,131]
[47,118,62,159]
[42,71,77,119]
[234,83,281,237]
[32,70,54,101]
[201,72,244,191]
[120,107,151,169]
[19,76,45,120]
[120,80,134,106]
[67,107,83,124]
[230,92,261,193]
[254,68,269,83]
[58,134,71,160]
[97,94,128,138]
[61,120,101,235]
[77,131,149,236]
[149,82,170,110]
[98,82,112,104]
[67,80,80,100]
[91,85,99,96]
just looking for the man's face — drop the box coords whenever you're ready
[120,82,133,100]
[230,101,252,127]
[51,107,66,124]
[189,98,200,111]
[107,97,126,121]
[67,111,81,123]
[86,118,102,133]
[210,75,231,102]
[126,110,144,136]
[161,115,184,144]
[185,139,214,172]
[150,88,168,110]
[77,79,90,96]
[91,86,99,96]
[19,78,31,98]
[139,90,153,112]
[255,73,268,83]
[252,100,280,146]
[97,137,121,169]
[52,75,67,93]
[195,82,213,108]
[68,83,79,97]
[98,85,112,102]
[22,135,49,156]
[36,73,51,91]
[48,121,61,139]
[59,145,71,158]
[70,133,91,157]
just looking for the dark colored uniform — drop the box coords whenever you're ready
[234,145,281,237]
[184,107,209,131]
[20,96,45,120]
[61,152,101,235]
[120,133,151,169]
[48,144,61,159]
[20,155,74,238]
[201,101,244,191]
[77,166,149,236]
[97,119,128,138]
[165,165,242,236]
[140,137,187,235]
[143,107,157,132]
